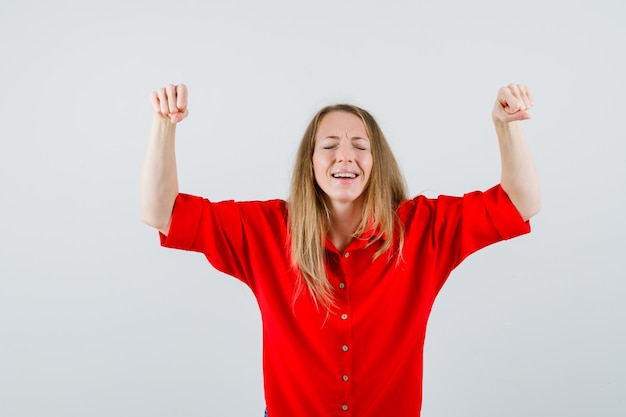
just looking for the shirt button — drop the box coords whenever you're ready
[341,314,348,320]
[342,404,349,411]
[344,252,350,258]
[342,344,349,352]
[338,283,346,290]
[342,374,349,381]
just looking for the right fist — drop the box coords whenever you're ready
[150,84,189,123]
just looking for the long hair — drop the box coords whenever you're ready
[287,104,407,311]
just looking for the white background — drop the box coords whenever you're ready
[1,0,625,416]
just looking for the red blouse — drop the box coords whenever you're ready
[160,184,530,417]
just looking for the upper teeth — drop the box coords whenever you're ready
[333,172,356,178]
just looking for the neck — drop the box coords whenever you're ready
[327,200,364,253]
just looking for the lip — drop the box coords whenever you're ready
[330,169,359,178]
[330,170,360,185]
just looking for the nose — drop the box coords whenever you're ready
[335,140,355,163]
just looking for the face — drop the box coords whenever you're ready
[312,111,373,212]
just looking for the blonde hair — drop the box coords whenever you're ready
[287,104,407,311]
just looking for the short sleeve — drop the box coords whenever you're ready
[159,193,247,283]
[403,184,531,286]
[158,193,289,288]
[455,184,530,264]
[159,193,204,250]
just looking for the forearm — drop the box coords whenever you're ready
[140,114,179,232]
[496,120,541,221]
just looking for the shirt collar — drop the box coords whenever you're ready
[323,223,385,254]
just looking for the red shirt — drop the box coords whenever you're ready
[160,184,530,417]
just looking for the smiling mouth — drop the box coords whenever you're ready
[332,172,358,179]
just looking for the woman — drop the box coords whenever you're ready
[140,84,540,416]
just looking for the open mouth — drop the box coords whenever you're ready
[332,172,358,179]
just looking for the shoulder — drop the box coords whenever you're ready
[221,199,288,225]
[396,185,522,226]
[235,199,287,214]
[397,192,459,216]
[175,194,287,222]
[397,186,503,211]
[396,188,495,225]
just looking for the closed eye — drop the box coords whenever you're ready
[352,137,369,151]
[318,137,369,151]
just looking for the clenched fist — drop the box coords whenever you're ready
[150,84,189,123]
[492,84,534,123]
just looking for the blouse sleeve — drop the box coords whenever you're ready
[160,193,283,288]
[407,184,531,288]
[159,193,289,289]
[454,183,531,263]
[159,193,248,281]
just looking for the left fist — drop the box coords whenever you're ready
[492,84,534,123]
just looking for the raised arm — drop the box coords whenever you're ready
[492,84,541,221]
[140,84,189,235]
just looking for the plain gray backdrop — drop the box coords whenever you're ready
[1,0,625,416]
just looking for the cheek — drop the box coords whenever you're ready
[363,157,374,178]
[311,157,325,182]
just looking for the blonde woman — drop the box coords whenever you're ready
[140,84,540,417]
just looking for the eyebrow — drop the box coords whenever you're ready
[322,135,369,141]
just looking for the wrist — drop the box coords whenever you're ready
[493,119,521,132]
[150,113,177,140]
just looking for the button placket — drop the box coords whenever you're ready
[338,249,354,414]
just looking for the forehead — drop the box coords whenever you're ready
[316,111,368,138]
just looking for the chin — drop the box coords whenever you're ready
[329,193,365,206]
